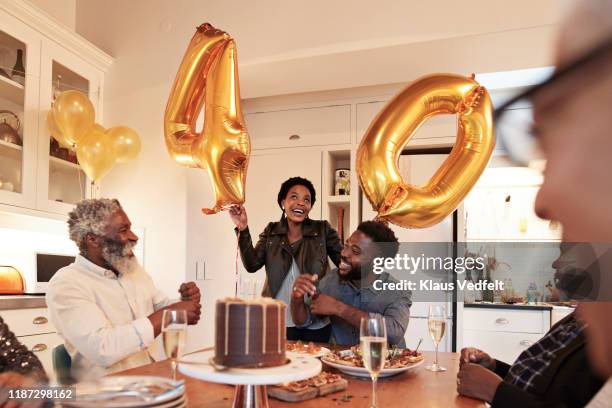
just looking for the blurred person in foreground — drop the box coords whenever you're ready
[47,199,201,380]
[459,0,612,405]
[0,316,48,407]
[457,244,603,407]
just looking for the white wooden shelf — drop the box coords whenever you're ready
[0,139,22,161]
[0,74,25,105]
[0,139,22,151]
[49,156,81,170]
[326,195,350,204]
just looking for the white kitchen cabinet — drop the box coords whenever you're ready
[463,307,549,334]
[463,330,543,365]
[36,38,103,214]
[19,332,63,382]
[1,307,55,336]
[1,304,62,383]
[463,306,551,363]
[551,306,574,326]
[0,8,40,209]
[245,104,351,150]
[356,101,457,146]
[0,1,112,217]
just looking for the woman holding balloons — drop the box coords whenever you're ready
[229,176,343,342]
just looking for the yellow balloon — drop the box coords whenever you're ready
[52,90,95,146]
[357,73,495,229]
[164,23,251,215]
[46,110,73,149]
[92,123,105,133]
[107,126,141,163]
[76,127,116,183]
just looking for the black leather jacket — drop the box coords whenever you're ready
[237,218,342,298]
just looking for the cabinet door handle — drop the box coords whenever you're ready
[32,316,48,325]
[519,340,533,347]
[31,343,47,352]
[495,318,509,325]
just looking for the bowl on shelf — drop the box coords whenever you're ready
[0,110,21,146]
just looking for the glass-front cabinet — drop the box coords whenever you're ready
[0,11,39,208]
[0,4,109,216]
[37,40,101,214]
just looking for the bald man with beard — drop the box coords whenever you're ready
[47,199,202,380]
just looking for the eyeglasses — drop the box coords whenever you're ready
[494,36,612,167]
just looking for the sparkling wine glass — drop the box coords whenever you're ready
[162,309,187,380]
[360,316,387,408]
[425,305,446,372]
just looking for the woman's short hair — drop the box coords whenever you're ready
[277,177,316,209]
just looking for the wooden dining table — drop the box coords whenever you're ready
[115,351,485,407]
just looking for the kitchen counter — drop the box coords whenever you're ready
[464,302,553,311]
[0,295,46,310]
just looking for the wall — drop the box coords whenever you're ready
[28,0,76,30]
[94,84,187,298]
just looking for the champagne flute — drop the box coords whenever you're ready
[360,316,387,408]
[425,305,446,372]
[162,309,187,380]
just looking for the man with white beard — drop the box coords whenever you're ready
[47,199,201,380]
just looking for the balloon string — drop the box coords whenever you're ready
[77,167,83,201]
[235,236,240,297]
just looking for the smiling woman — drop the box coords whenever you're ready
[229,177,343,342]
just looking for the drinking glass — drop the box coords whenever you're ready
[162,309,187,380]
[360,316,387,408]
[425,305,446,372]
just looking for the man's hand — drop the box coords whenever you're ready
[291,274,317,299]
[171,300,202,325]
[149,300,201,337]
[460,347,496,370]
[310,294,340,316]
[457,363,503,403]
[179,282,200,303]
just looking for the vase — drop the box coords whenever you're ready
[11,49,25,86]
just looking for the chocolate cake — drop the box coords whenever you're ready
[214,297,287,368]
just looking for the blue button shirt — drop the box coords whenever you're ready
[300,270,412,347]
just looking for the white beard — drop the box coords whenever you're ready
[101,241,139,275]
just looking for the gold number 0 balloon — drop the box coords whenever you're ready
[357,74,495,228]
[164,23,251,214]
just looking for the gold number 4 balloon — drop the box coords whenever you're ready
[357,73,495,229]
[164,23,251,215]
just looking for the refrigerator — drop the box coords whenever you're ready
[361,152,456,352]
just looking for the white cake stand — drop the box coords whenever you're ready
[179,349,322,408]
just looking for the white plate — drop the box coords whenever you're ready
[63,376,185,408]
[321,352,424,378]
[286,346,331,359]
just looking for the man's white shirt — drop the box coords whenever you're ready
[46,255,171,379]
